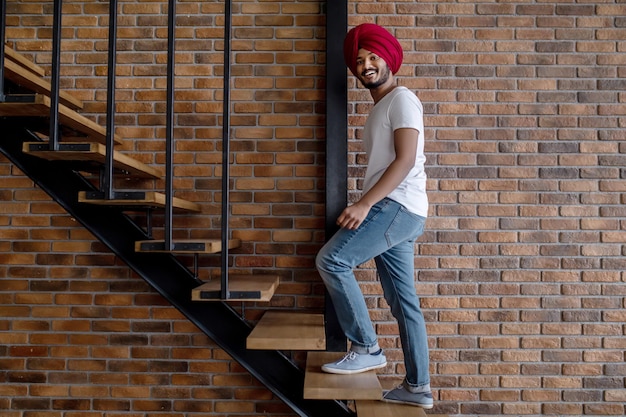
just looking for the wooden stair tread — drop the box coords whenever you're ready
[0,94,121,146]
[135,238,241,254]
[303,352,382,400]
[78,190,202,213]
[5,45,46,77]
[356,400,446,417]
[3,58,82,110]
[191,274,279,302]
[23,142,161,179]
[247,311,326,351]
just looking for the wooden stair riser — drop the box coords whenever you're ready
[0,94,121,145]
[247,311,326,351]
[3,54,82,110]
[78,190,201,213]
[303,352,382,400]
[23,142,161,179]
[4,45,46,77]
[192,275,280,302]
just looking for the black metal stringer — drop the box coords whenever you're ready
[0,122,353,417]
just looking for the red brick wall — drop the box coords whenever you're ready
[1,1,625,417]
[347,3,626,417]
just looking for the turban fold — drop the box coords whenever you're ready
[343,23,404,76]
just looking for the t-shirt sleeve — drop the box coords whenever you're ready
[388,91,423,132]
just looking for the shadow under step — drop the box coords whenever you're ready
[356,400,446,417]
[192,274,279,302]
[247,311,326,351]
[23,142,161,179]
[303,352,382,400]
[78,190,201,213]
[135,238,241,254]
[3,48,83,110]
[0,94,121,145]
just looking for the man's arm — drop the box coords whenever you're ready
[336,127,418,230]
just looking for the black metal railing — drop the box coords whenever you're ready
[104,0,118,200]
[0,0,352,415]
[0,0,5,101]
[220,0,233,300]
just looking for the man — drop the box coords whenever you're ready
[315,23,432,409]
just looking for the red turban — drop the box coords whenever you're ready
[343,23,404,76]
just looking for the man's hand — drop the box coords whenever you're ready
[337,128,418,231]
[337,201,371,230]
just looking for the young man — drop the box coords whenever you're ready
[315,23,432,408]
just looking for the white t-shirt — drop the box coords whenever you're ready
[361,86,428,217]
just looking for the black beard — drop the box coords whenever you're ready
[361,67,390,90]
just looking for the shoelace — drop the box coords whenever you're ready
[382,385,404,397]
[336,351,359,364]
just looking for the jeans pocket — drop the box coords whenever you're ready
[384,205,426,247]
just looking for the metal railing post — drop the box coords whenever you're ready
[165,0,176,251]
[324,0,349,352]
[49,0,63,150]
[104,0,118,200]
[220,0,232,300]
[0,0,6,101]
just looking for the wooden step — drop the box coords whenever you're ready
[135,238,241,254]
[191,274,280,302]
[303,352,382,400]
[78,190,202,213]
[3,56,83,110]
[23,142,161,179]
[5,45,46,77]
[247,311,326,351]
[0,94,121,146]
[356,400,447,417]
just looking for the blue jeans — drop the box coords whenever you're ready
[316,198,430,388]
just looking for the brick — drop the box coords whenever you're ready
[605,389,626,402]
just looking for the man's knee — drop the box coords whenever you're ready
[316,248,347,276]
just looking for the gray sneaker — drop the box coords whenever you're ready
[321,350,387,375]
[383,383,434,409]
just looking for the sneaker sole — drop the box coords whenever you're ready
[382,397,434,409]
[321,361,387,375]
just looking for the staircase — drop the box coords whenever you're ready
[0,44,353,417]
[0,1,450,417]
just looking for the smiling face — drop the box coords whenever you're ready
[355,48,391,90]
